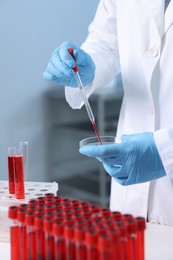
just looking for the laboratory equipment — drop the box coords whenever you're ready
[68,48,102,145]
[14,150,25,199]
[19,142,28,181]
[79,136,120,148]
[8,147,16,194]
[8,195,146,260]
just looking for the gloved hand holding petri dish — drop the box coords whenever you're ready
[79,132,166,186]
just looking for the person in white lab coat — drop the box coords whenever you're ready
[43,0,173,226]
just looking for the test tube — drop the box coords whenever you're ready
[98,234,115,260]
[85,229,99,260]
[17,209,27,260]
[64,223,76,260]
[35,215,45,260]
[53,220,65,260]
[74,225,87,260]
[44,217,55,260]
[126,219,138,260]
[14,149,25,199]
[116,222,128,260]
[8,146,16,194]
[136,217,146,260]
[26,212,36,260]
[19,141,28,181]
[8,206,19,260]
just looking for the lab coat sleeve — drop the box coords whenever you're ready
[154,127,173,178]
[65,0,120,109]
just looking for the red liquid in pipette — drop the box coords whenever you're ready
[91,120,102,145]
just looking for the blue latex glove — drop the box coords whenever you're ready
[43,41,95,87]
[79,132,166,185]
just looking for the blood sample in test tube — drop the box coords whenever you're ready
[74,225,87,260]
[35,215,45,260]
[136,217,146,260]
[14,149,25,199]
[116,222,128,260]
[8,147,16,194]
[26,212,36,260]
[53,220,65,260]
[126,219,138,260]
[85,229,99,260]
[44,217,55,260]
[64,223,76,260]
[8,206,19,260]
[17,209,27,260]
[98,234,115,260]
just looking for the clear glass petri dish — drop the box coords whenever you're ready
[79,136,121,148]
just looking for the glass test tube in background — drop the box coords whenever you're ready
[14,149,25,199]
[19,141,28,181]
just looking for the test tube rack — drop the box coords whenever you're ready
[0,180,58,242]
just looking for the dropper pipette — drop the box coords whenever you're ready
[68,48,102,145]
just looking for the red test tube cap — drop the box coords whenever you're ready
[44,193,55,200]
[17,209,26,222]
[25,212,35,225]
[8,206,18,219]
[53,221,64,237]
[136,217,146,231]
[35,215,44,229]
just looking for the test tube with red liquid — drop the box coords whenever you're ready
[8,206,19,260]
[136,217,146,260]
[53,220,65,260]
[14,149,25,199]
[44,217,55,260]
[98,234,115,260]
[64,223,77,260]
[85,229,99,260]
[8,146,16,194]
[74,225,87,260]
[17,209,27,260]
[35,215,46,260]
[26,212,36,260]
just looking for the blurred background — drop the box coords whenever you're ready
[0,0,123,206]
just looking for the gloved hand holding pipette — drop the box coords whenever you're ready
[80,132,166,185]
[43,41,102,144]
[43,41,95,87]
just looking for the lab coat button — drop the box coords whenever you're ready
[148,47,159,57]
[147,105,154,115]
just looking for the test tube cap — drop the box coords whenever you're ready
[25,212,35,225]
[17,209,26,222]
[53,221,64,236]
[136,217,146,231]
[98,234,113,250]
[35,215,44,229]
[8,206,18,219]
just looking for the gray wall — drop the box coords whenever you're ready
[0,0,99,181]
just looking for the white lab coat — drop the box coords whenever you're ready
[65,0,173,226]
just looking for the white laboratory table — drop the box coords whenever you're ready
[1,223,173,260]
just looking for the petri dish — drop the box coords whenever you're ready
[79,136,121,148]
